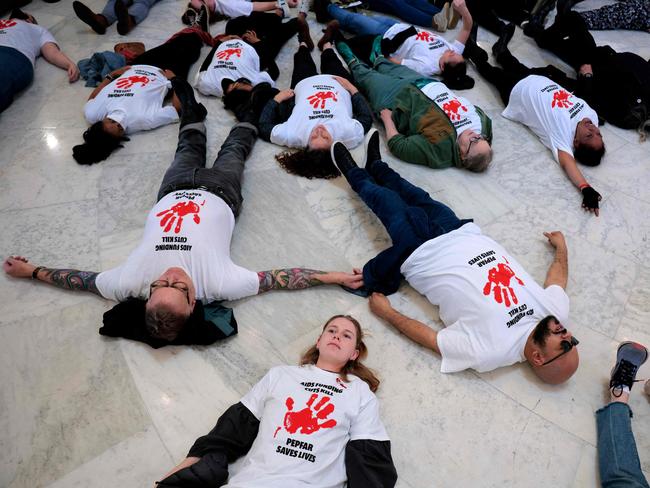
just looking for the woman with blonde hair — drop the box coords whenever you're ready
[156,315,397,487]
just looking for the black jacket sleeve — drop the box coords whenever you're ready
[351,92,374,133]
[258,98,295,141]
[251,40,280,80]
[345,439,398,488]
[199,40,222,72]
[156,402,259,488]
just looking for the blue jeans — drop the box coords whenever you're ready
[367,0,440,28]
[101,0,161,24]
[328,4,398,36]
[597,402,650,488]
[0,47,34,113]
[345,161,470,295]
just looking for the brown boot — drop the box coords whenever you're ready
[297,13,314,51]
[317,19,340,51]
[73,0,109,34]
[115,0,136,35]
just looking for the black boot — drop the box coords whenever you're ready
[171,78,207,127]
[492,22,515,57]
[464,37,489,66]
[331,142,358,176]
[364,130,381,171]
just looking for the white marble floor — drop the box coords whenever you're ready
[1,1,650,487]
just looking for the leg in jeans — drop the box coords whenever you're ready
[194,123,258,217]
[131,31,204,79]
[128,0,161,24]
[581,0,650,31]
[533,12,597,69]
[404,0,441,17]
[0,47,34,113]
[157,123,207,201]
[328,4,397,36]
[596,402,650,488]
[290,45,319,89]
[367,0,437,28]
[349,59,412,110]
[100,0,118,24]
[320,47,353,82]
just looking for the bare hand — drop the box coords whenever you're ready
[579,64,593,76]
[163,69,176,80]
[332,76,358,95]
[388,56,402,64]
[369,292,393,318]
[274,88,295,103]
[3,256,36,279]
[242,30,260,44]
[333,268,364,289]
[68,63,80,83]
[380,108,392,119]
[543,231,566,250]
[452,0,467,12]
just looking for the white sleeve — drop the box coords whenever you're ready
[218,265,260,301]
[147,105,180,129]
[216,0,253,17]
[94,267,123,301]
[196,72,222,97]
[436,323,480,373]
[349,392,390,441]
[340,120,365,149]
[240,369,276,420]
[541,284,571,324]
[84,98,105,124]
[39,27,57,49]
[270,122,291,147]
[451,39,465,54]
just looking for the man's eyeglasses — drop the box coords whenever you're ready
[465,134,485,157]
[149,280,190,304]
[542,336,579,366]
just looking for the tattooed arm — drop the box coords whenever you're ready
[256,267,364,294]
[3,255,102,296]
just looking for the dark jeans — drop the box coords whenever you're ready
[226,12,299,61]
[346,161,470,295]
[474,49,576,105]
[596,402,650,488]
[290,45,353,89]
[0,47,34,113]
[131,31,204,79]
[157,122,258,217]
[367,0,440,28]
[466,0,531,35]
[532,12,597,69]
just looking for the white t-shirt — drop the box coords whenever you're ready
[226,365,389,488]
[196,39,275,97]
[400,223,570,374]
[502,75,599,162]
[270,74,365,149]
[0,18,56,65]
[95,190,259,303]
[421,81,482,136]
[213,0,254,18]
[383,23,464,77]
[84,65,179,134]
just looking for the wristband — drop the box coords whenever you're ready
[32,266,43,280]
[579,183,590,190]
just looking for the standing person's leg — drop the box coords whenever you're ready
[328,4,397,36]
[0,47,34,113]
[290,44,319,88]
[320,46,353,81]
[194,123,258,217]
[131,30,205,79]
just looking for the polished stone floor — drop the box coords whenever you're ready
[1,1,649,487]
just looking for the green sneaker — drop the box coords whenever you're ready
[369,35,382,64]
[335,40,358,65]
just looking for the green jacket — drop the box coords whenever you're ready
[387,80,493,169]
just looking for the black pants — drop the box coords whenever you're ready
[532,12,597,69]
[226,12,299,60]
[290,45,353,89]
[466,0,532,35]
[131,31,204,79]
[475,49,576,105]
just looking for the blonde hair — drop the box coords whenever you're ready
[300,315,380,392]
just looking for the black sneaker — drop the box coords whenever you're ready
[331,142,358,176]
[181,7,197,25]
[171,78,207,126]
[464,37,488,66]
[364,129,381,170]
[492,22,515,57]
[610,341,648,397]
[115,0,136,35]
[193,4,210,34]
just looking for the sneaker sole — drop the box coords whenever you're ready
[617,341,649,365]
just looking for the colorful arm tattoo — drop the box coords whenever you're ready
[257,268,328,293]
[38,268,101,296]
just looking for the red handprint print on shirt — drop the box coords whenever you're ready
[216,48,242,61]
[0,19,17,28]
[156,200,205,234]
[273,394,337,438]
[115,75,150,89]
[415,31,432,42]
[442,99,467,121]
[307,91,338,109]
[551,89,573,109]
[483,257,525,308]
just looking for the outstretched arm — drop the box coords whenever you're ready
[543,231,568,289]
[3,256,102,296]
[40,42,79,82]
[257,267,363,293]
[453,0,473,46]
[369,293,440,353]
[558,150,602,216]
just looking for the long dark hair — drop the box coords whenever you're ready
[300,315,380,392]
[72,122,129,165]
[276,148,340,179]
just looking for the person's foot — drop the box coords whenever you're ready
[193,4,210,33]
[73,0,108,34]
[335,40,358,65]
[610,341,648,398]
[529,0,555,27]
[313,0,332,23]
[492,22,515,57]
[181,7,197,25]
[464,37,488,65]
[297,15,314,50]
[115,0,136,35]
[171,77,208,126]
[277,0,291,18]
[432,2,449,32]
[318,19,340,51]
[364,129,381,170]
[331,142,358,176]
[447,3,460,29]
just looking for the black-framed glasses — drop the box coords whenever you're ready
[542,336,580,366]
[465,134,485,157]
[149,279,190,304]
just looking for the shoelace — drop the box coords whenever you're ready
[611,359,645,397]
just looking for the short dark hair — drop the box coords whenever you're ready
[222,84,252,112]
[10,8,34,22]
[531,315,558,346]
[72,121,128,165]
[441,59,475,90]
[144,302,188,342]
[276,148,339,179]
[574,141,605,166]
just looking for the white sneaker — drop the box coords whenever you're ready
[299,0,311,14]
[432,2,449,32]
[277,0,291,17]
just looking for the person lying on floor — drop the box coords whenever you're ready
[156,314,397,488]
[258,41,373,179]
[72,0,163,36]
[328,131,579,384]
[4,80,364,346]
